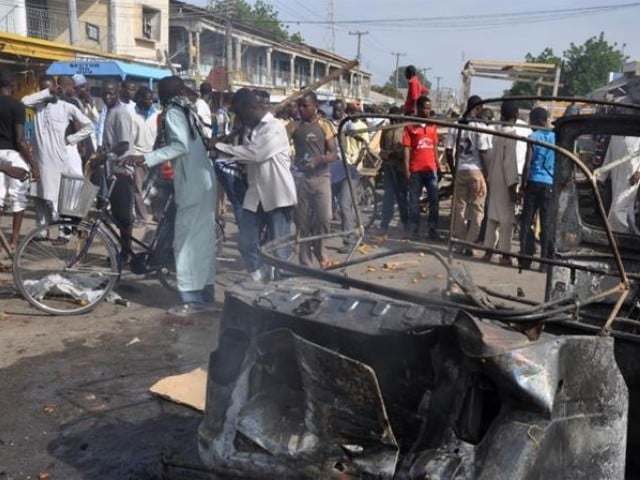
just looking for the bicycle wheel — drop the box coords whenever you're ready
[13,221,120,315]
[357,178,378,231]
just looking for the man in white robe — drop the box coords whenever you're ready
[599,135,640,234]
[22,77,93,226]
[122,76,217,317]
[483,101,520,265]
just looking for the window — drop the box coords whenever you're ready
[141,6,160,41]
[85,22,99,42]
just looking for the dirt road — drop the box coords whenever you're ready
[0,211,546,479]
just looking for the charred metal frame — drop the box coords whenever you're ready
[260,96,640,337]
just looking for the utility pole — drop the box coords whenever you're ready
[349,30,368,62]
[326,0,335,52]
[419,67,431,82]
[223,2,234,91]
[391,51,406,105]
[108,0,117,53]
[434,75,443,112]
[349,30,368,99]
[68,0,78,45]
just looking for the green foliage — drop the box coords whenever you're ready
[372,84,402,99]
[504,34,626,99]
[562,33,625,96]
[289,32,304,44]
[210,0,303,42]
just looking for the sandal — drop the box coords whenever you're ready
[51,237,69,246]
[167,303,221,318]
[319,258,339,268]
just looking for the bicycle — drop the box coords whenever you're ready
[12,143,225,315]
[332,144,380,231]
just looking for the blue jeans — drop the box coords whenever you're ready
[380,163,408,231]
[332,178,357,246]
[238,205,293,273]
[215,163,247,224]
[520,181,552,269]
[407,170,439,234]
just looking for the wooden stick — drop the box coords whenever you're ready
[270,59,359,112]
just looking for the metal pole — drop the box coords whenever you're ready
[391,51,406,105]
[68,0,79,45]
[435,75,442,112]
[349,30,368,99]
[108,0,117,53]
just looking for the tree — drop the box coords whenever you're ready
[209,0,303,42]
[371,84,403,100]
[562,33,625,96]
[289,32,304,44]
[505,33,626,99]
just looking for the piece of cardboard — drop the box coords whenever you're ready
[149,367,207,412]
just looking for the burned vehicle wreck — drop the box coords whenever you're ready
[198,97,640,479]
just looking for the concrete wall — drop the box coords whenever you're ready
[111,0,169,60]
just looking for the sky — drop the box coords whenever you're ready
[234,0,640,98]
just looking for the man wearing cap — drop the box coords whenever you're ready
[447,95,491,256]
[73,74,99,151]
[22,76,93,228]
[121,75,217,317]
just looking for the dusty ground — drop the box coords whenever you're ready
[0,206,547,480]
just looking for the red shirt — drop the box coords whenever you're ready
[404,76,429,115]
[402,123,438,173]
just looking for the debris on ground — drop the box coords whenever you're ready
[149,367,207,412]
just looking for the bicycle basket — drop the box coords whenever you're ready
[58,174,99,218]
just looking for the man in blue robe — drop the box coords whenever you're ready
[122,76,217,316]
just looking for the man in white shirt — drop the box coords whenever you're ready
[132,86,160,222]
[120,80,138,114]
[194,82,213,139]
[514,118,532,176]
[446,95,491,255]
[214,88,297,281]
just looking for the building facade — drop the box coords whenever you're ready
[0,0,169,95]
[168,0,370,103]
[1,0,168,59]
[1,0,368,103]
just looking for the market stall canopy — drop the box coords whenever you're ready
[46,60,172,85]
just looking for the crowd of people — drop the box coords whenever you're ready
[7,63,630,316]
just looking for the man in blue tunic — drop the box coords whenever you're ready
[122,76,217,316]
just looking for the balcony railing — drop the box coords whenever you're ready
[26,6,68,42]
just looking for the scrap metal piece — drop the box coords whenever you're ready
[199,282,628,479]
[199,327,399,478]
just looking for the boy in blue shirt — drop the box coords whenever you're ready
[519,107,555,271]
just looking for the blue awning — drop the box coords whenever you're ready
[46,60,172,81]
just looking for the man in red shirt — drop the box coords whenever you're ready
[403,96,440,240]
[404,65,428,116]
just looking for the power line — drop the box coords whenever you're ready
[278,2,640,26]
